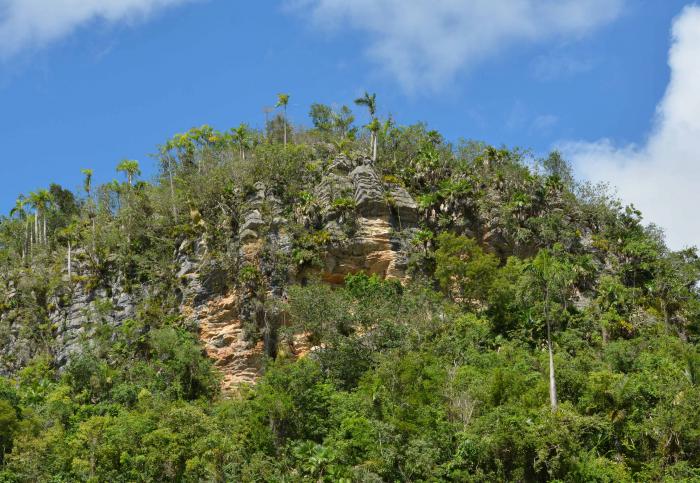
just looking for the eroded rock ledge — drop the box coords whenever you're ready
[182,155,420,393]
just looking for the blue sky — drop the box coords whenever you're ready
[1,0,698,248]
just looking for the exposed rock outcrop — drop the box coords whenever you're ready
[50,279,136,368]
[0,254,138,376]
[0,154,420,390]
[313,156,419,284]
[171,155,420,393]
[197,291,263,393]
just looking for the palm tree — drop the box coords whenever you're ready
[57,221,79,280]
[27,190,51,246]
[27,191,40,247]
[81,168,98,251]
[36,189,52,245]
[528,250,575,412]
[232,123,251,161]
[10,195,29,259]
[10,195,26,219]
[354,91,377,118]
[81,169,93,196]
[275,93,290,146]
[116,159,140,186]
[354,92,378,161]
[367,118,380,162]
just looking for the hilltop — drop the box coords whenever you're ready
[1,100,699,481]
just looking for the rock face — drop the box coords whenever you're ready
[0,265,138,376]
[197,291,263,392]
[50,280,136,368]
[173,156,420,394]
[0,282,35,375]
[1,154,419,393]
[314,157,419,284]
[177,181,296,394]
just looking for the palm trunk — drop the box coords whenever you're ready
[43,214,47,245]
[372,133,378,161]
[283,107,288,147]
[67,240,72,280]
[545,285,558,412]
[24,218,30,260]
[168,158,178,221]
[547,320,558,411]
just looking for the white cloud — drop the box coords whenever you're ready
[562,5,700,250]
[294,0,625,91]
[0,0,194,59]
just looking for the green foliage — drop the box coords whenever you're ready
[435,232,499,308]
[344,272,401,300]
[0,104,699,481]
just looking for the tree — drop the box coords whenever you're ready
[541,150,574,187]
[27,189,52,245]
[525,249,575,412]
[310,103,355,141]
[39,189,52,245]
[309,103,334,134]
[354,91,377,118]
[10,195,27,220]
[10,195,29,259]
[354,92,378,161]
[57,221,79,280]
[232,123,251,161]
[116,160,141,186]
[333,105,355,139]
[81,169,93,197]
[367,118,380,162]
[81,169,98,250]
[276,93,290,146]
[434,233,499,309]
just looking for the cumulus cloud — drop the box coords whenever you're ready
[562,5,700,250]
[0,0,194,59]
[294,0,625,91]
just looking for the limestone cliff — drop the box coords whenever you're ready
[177,155,420,393]
[0,154,419,393]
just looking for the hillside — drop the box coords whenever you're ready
[1,104,700,482]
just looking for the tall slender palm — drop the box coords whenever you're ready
[354,91,377,118]
[82,168,97,250]
[36,189,52,245]
[528,250,574,412]
[58,221,79,280]
[27,190,51,245]
[10,195,29,259]
[367,118,380,162]
[354,92,378,161]
[27,191,40,247]
[10,195,26,219]
[116,160,141,186]
[232,123,251,160]
[81,169,93,196]
[275,93,290,146]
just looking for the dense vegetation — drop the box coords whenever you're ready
[1,96,699,481]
